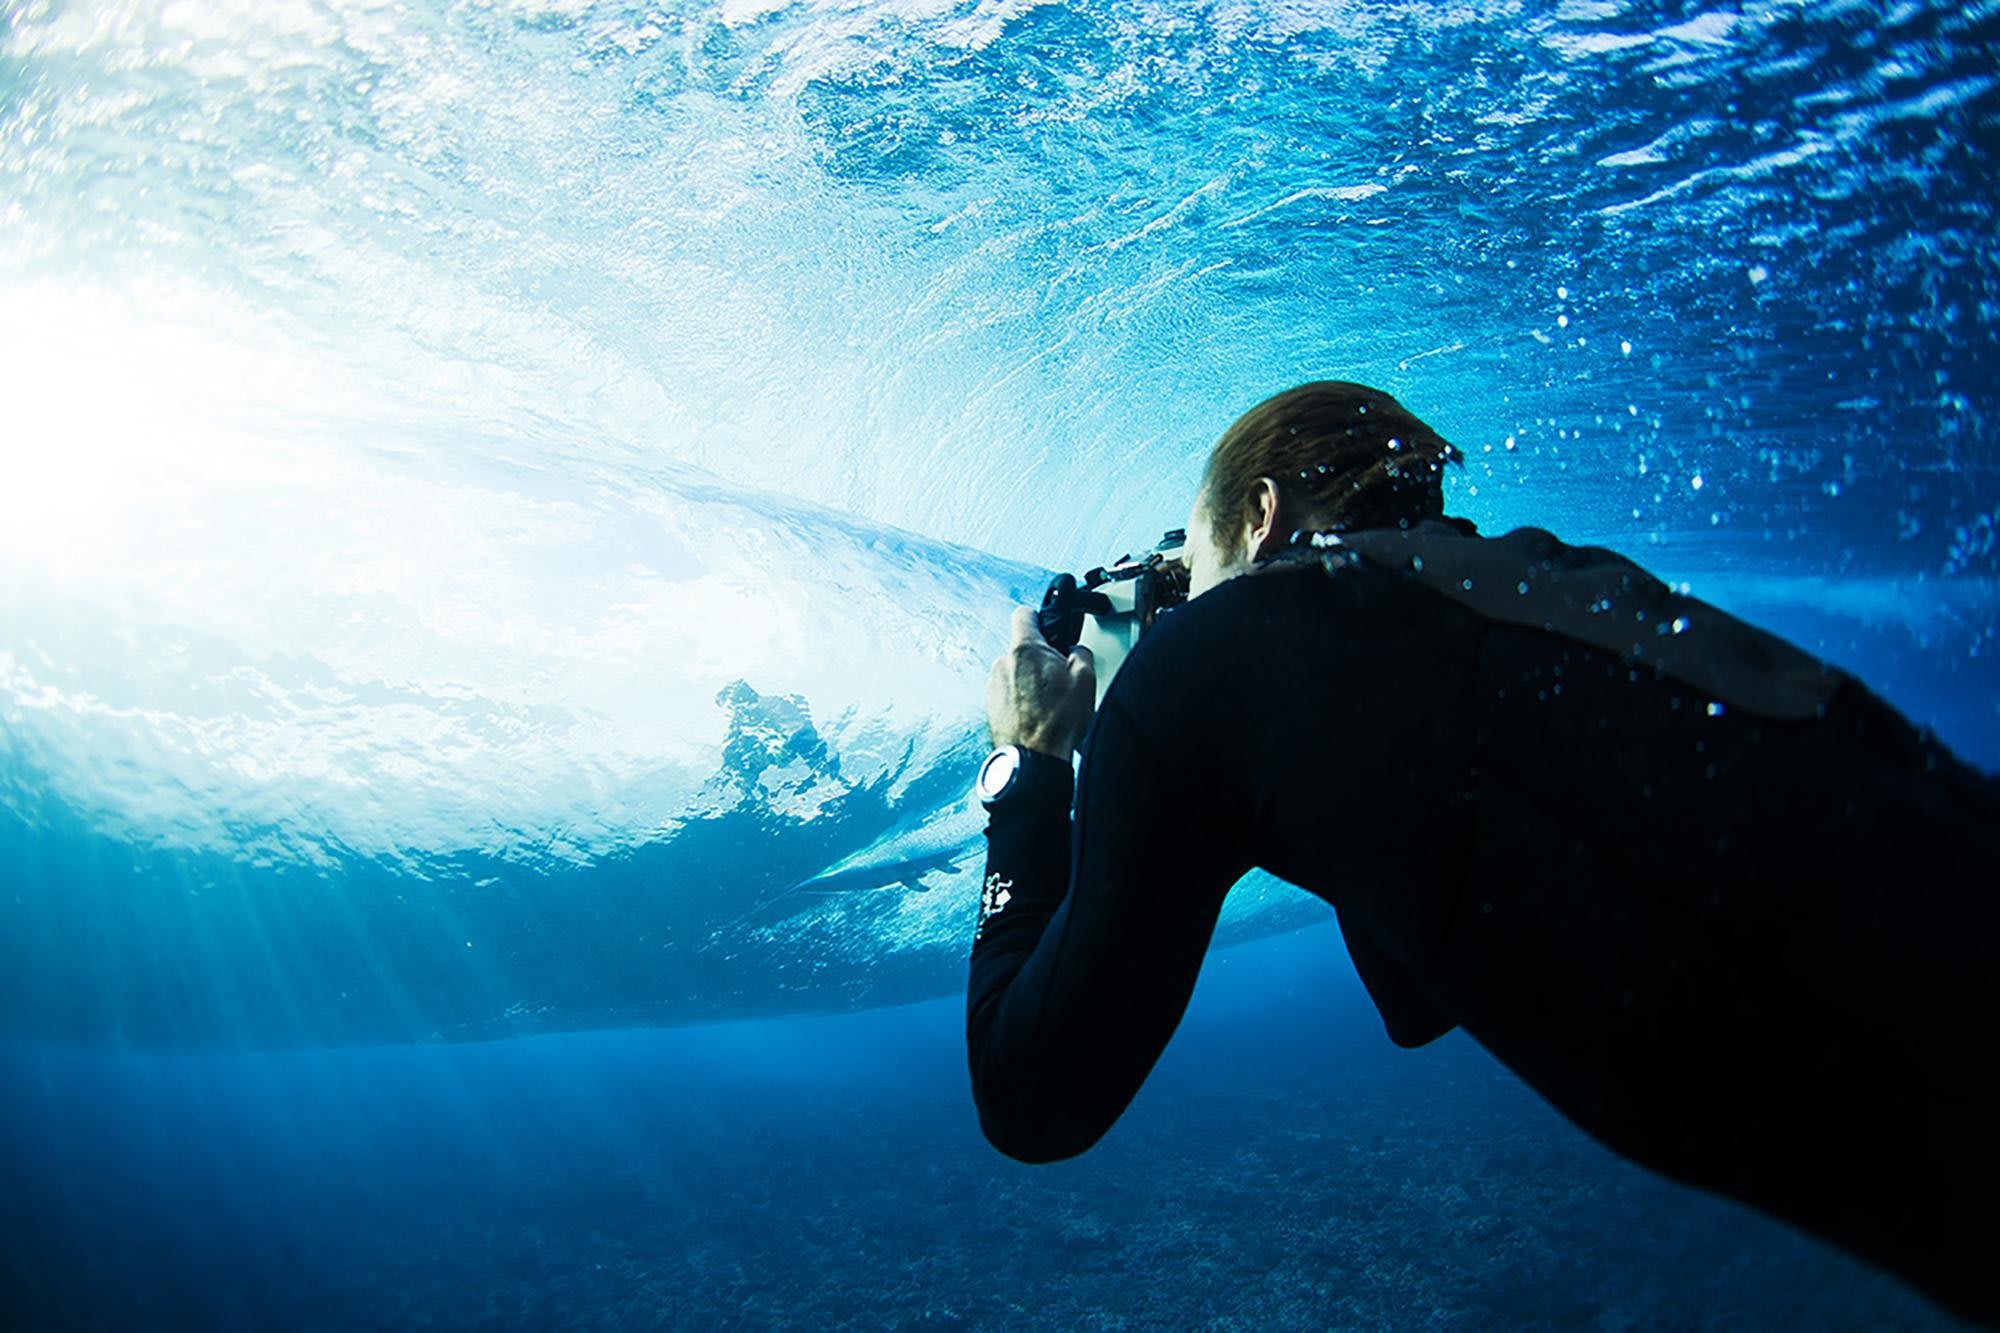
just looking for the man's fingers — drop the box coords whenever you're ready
[1067,642,1095,681]
[1010,605,1043,647]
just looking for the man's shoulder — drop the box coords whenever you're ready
[1145,557,1324,645]
[1104,551,1453,713]
[1332,519,1846,720]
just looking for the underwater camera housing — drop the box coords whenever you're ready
[1036,528,1191,695]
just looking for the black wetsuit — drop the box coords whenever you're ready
[967,541,1998,1323]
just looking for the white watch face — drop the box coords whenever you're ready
[976,746,1021,802]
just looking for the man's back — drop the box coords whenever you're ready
[1462,602,1997,1309]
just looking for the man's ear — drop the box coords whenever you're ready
[1245,476,1283,560]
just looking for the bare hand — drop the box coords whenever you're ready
[985,606,1096,758]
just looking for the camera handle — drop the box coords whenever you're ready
[1034,528,1188,656]
[1036,571,1116,654]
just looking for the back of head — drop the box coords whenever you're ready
[1197,381,1463,547]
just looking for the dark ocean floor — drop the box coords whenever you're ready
[0,922,1962,1330]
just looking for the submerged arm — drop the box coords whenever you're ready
[965,696,1251,1162]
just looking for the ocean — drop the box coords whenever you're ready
[1,0,1993,1326]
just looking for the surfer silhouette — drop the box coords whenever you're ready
[966,381,1998,1324]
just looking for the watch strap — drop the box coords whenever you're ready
[987,746,1073,813]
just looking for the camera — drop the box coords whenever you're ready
[1036,528,1191,694]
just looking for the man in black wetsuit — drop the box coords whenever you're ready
[965,381,1997,1323]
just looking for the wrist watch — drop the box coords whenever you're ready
[977,744,1073,808]
[976,740,1072,804]
[975,744,1026,807]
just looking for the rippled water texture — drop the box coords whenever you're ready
[0,0,1994,1044]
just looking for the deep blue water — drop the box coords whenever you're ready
[3,0,1996,1325]
[0,925,1961,1329]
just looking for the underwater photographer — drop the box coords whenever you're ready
[966,380,1998,1325]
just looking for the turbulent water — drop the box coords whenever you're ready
[0,1,1994,1323]
[3,0,1994,1047]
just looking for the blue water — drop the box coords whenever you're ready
[0,927,1957,1328]
[2,0,1995,1325]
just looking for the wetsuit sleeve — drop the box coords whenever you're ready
[966,697,1252,1163]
